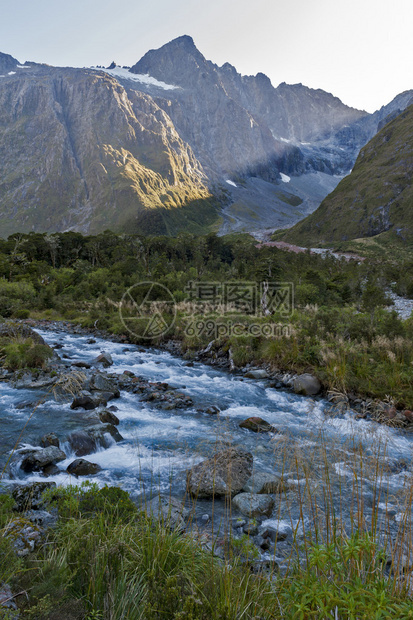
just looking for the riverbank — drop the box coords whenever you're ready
[2,320,413,617]
[21,317,413,431]
[2,477,413,619]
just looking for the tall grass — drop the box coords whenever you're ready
[2,425,413,618]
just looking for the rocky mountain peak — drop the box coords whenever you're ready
[130,35,210,87]
[0,51,19,74]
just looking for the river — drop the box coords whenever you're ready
[1,326,412,551]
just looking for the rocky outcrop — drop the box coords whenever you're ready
[186,447,253,498]
[0,51,18,74]
[0,63,215,237]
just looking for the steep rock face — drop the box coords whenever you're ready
[280,104,413,245]
[132,36,304,181]
[0,52,18,75]
[0,64,215,236]
[0,37,412,237]
[131,36,367,179]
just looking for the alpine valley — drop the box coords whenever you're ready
[1,35,412,238]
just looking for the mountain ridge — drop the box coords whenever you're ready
[277,103,413,246]
[0,36,412,237]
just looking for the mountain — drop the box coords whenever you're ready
[0,62,216,237]
[278,103,413,246]
[0,52,19,75]
[0,36,411,237]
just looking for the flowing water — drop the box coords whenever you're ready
[1,327,412,538]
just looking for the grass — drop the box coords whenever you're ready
[2,424,413,618]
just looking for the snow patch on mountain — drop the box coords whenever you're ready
[280,173,291,183]
[225,179,237,187]
[93,65,178,90]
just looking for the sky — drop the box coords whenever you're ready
[1,0,412,112]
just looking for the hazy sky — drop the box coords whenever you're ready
[1,0,412,112]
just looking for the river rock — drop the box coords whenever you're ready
[244,369,269,380]
[99,409,120,425]
[67,424,123,456]
[0,582,19,616]
[87,423,123,444]
[41,432,60,448]
[145,495,189,531]
[3,517,44,557]
[261,526,288,542]
[12,373,57,390]
[70,391,98,410]
[293,373,321,396]
[89,372,118,393]
[239,417,277,433]
[93,389,120,404]
[232,493,274,517]
[12,481,56,512]
[72,361,91,368]
[67,459,102,476]
[42,464,61,476]
[242,522,259,536]
[25,509,58,528]
[94,352,113,368]
[187,447,253,498]
[243,472,285,494]
[67,430,98,456]
[20,447,66,473]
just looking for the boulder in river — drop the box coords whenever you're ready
[68,424,123,456]
[94,352,113,368]
[293,373,321,396]
[145,495,189,531]
[70,391,99,410]
[243,472,286,494]
[99,409,120,425]
[239,417,277,433]
[12,481,56,512]
[67,458,102,476]
[87,423,123,444]
[67,430,97,456]
[41,432,60,448]
[93,390,120,404]
[20,446,66,473]
[89,372,118,393]
[187,447,253,498]
[232,492,274,518]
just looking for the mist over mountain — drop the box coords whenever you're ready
[0,36,411,237]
